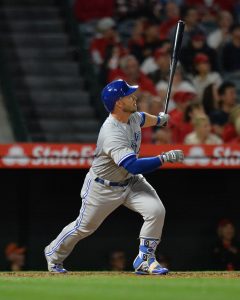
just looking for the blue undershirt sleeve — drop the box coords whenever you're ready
[120,155,163,175]
[139,112,146,127]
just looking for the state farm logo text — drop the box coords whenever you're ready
[211,147,240,166]
[185,146,240,166]
[2,145,95,167]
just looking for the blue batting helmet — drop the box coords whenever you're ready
[101,79,138,112]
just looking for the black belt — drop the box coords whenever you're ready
[95,177,130,187]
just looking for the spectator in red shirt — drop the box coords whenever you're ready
[100,41,128,85]
[5,243,26,271]
[169,91,197,143]
[90,18,125,68]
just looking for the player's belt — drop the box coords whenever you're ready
[95,177,130,187]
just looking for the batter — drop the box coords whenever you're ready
[44,79,184,275]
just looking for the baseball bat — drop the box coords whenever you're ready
[164,20,185,114]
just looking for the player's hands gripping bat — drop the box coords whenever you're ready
[157,112,170,127]
[164,20,185,114]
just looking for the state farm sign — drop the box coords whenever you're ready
[184,146,240,167]
[0,143,240,169]
[0,144,95,168]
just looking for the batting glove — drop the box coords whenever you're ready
[161,150,184,163]
[157,112,170,127]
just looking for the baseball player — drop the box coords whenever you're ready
[44,79,184,275]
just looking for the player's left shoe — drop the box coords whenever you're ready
[133,255,168,275]
[47,263,68,273]
[44,247,67,273]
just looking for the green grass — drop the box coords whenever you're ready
[0,272,239,300]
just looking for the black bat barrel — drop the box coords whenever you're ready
[164,20,185,114]
[171,20,185,63]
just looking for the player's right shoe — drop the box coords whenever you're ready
[133,255,169,275]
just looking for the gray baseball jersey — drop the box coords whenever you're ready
[92,112,142,181]
[45,112,166,265]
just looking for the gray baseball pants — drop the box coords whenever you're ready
[45,172,165,264]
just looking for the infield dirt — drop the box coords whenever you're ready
[1,271,239,278]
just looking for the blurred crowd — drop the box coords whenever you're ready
[4,217,240,271]
[74,0,240,144]
[3,218,240,271]
[4,243,26,271]
[213,219,240,271]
